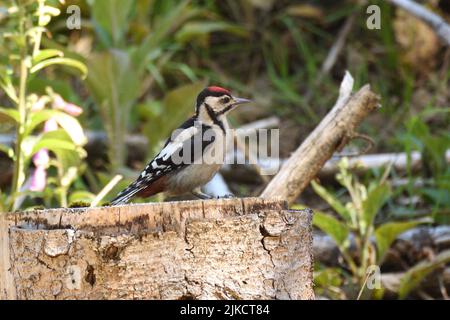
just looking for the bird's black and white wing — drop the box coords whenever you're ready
[110,117,215,204]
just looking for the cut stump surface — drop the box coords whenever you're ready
[0,198,314,300]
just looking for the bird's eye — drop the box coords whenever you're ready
[222,97,231,104]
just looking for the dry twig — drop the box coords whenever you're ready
[387,0,450,46]
[261,72,380,204]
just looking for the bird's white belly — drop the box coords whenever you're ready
[166,163,222,195]
[165,118,230,195]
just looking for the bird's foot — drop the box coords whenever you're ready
[216,193,235,199]
[191,190,213,200]
[191,190,235,200]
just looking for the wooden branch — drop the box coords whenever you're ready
[222,149,450,184]
[0,198,314,300]
[260,72,380,204]
[314,226,450,267]
[387,0,450,46]
[320,149,450,176]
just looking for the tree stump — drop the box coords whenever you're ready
[0,198,314,300]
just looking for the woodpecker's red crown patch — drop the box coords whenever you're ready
[207,86,231,95]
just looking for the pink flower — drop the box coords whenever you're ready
[27,94,84,194]
[63,102,83,116]
[44,118,58,132]
[30,124,53,193]
[53,94,83,116]
[33,149,49,166]
[53,94,66,109]
[31,97,47,112]
[29,166,47,192]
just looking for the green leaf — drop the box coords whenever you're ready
[421,187,450,207]
[31,129,76,154]
[362,183,391,229]
[88,0,135,47]
[398,250,450,299]
[32,138,76,155]
[133,0,197,71]
[85,50,142,169]
[26,111,54,135]
[0,144,14,159]
[313,211,350,248]
[31,130,85,174]
[32,49,64,65]
[86,50,141,116]
[30,57,88,79]
[51,112,87,146]
[375,218,430,264]
[41,5,60,16]
[27,110,87,146]
[311,180,352,222]
[175,21,249,44]
[0,107,19,123]
[314,267,343,288]
[0,66,18,103]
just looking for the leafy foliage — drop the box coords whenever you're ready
[0,1,87,210]
[310,158,430,299]
[81,0,247,172]
[398,250,450,299]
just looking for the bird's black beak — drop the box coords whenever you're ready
[232,97,252,106]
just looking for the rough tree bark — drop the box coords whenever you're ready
[261,72,380,204]
[0,198,314,300]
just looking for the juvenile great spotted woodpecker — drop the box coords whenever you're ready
[110,86,251,205]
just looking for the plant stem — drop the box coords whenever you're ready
[60,188,68,208]
[340,247,358,276]
[10,8,29,211]
[10,60,28,211]
[33,0,45,56]
[360,225,374,281]
[90,174,123,207]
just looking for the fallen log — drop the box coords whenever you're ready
[0,198,314,300]
[261,72,381,204]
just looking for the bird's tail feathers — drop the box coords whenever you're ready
[109,181,144,205]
